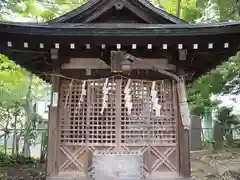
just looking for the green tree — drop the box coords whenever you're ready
[213,106,239,149]
[150,0,240,118]
[2,0,88,22]
[0,55,49,156]
[151,0,201,21]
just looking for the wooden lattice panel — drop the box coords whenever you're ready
[58,77,178,177]
[60,78,116,146]
[88,79,116,145]
[60,80,87,145]
[120,79,176,146]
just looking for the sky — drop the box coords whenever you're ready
[213,94,240,115]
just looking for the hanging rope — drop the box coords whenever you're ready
[124,52,191,130]
[64,79,74,108]
[124,53,180,82]
[46,51,191,129]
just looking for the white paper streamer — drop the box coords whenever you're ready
[150,81,161,117]
[124,79,132,115]
[177,79,191,130]
[75,80,87,113]
[80,80,86,102]
[100,78,109,115]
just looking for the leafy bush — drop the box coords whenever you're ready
[0,152,46,179]
[0,173,8,180]
[0,172,47,180]
[0,152,39,166]
[203,138,211,148]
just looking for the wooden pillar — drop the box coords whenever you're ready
[177,69,191,178]
[47,49,60,176]
[115,79,122,151]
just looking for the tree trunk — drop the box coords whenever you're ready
[16,133,21,155]
[226,132,233,146]
[3,130,9,155]
[40,131,47,162]
[12,112,18,156]
[22,139,31,157]
[22,72,33,157]
[200,118,205,147]
[4,131,7,155]
[3,117,10,155]
[0,128,9,155]
[40,132,44,161]
[213,121,224,150]
[225,125,234,147]
[176,0,182,17]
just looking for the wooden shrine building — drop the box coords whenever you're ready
[1,0,240,179]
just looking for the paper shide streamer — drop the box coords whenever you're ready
[80,80,87,102]
[75,80,87,113]
[124,79,133,115]
[100,78,110,115]
[150,81,161,117]
[59,70,190,129]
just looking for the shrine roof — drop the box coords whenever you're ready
[48,0,186,24]
[0,0,240,82]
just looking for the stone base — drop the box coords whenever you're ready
[46,172,87,180]
[47,178,191,180]
[46,173,191,180]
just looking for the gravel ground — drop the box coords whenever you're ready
[191,149,240,180]
[1,149,240,180]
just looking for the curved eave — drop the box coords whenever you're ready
[1,50,52,82]
[0,22,240,36]
[0,21,240,83]
[187,48,239,83]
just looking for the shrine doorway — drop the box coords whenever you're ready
[58,76,179,179]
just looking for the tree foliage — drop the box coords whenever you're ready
[0,55,28,104]
[151,0,201,21]
[150,0,240,117]
[1,0,87,22]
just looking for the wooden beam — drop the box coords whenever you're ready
[61,57,176,70]
[47,49,60,176]
[59,69,176,80]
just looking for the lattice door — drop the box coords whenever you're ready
[120,79,178,178]
[59,78,117,176]
[58,77,178,178]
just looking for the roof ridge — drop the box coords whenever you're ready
[48,0,186,24]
